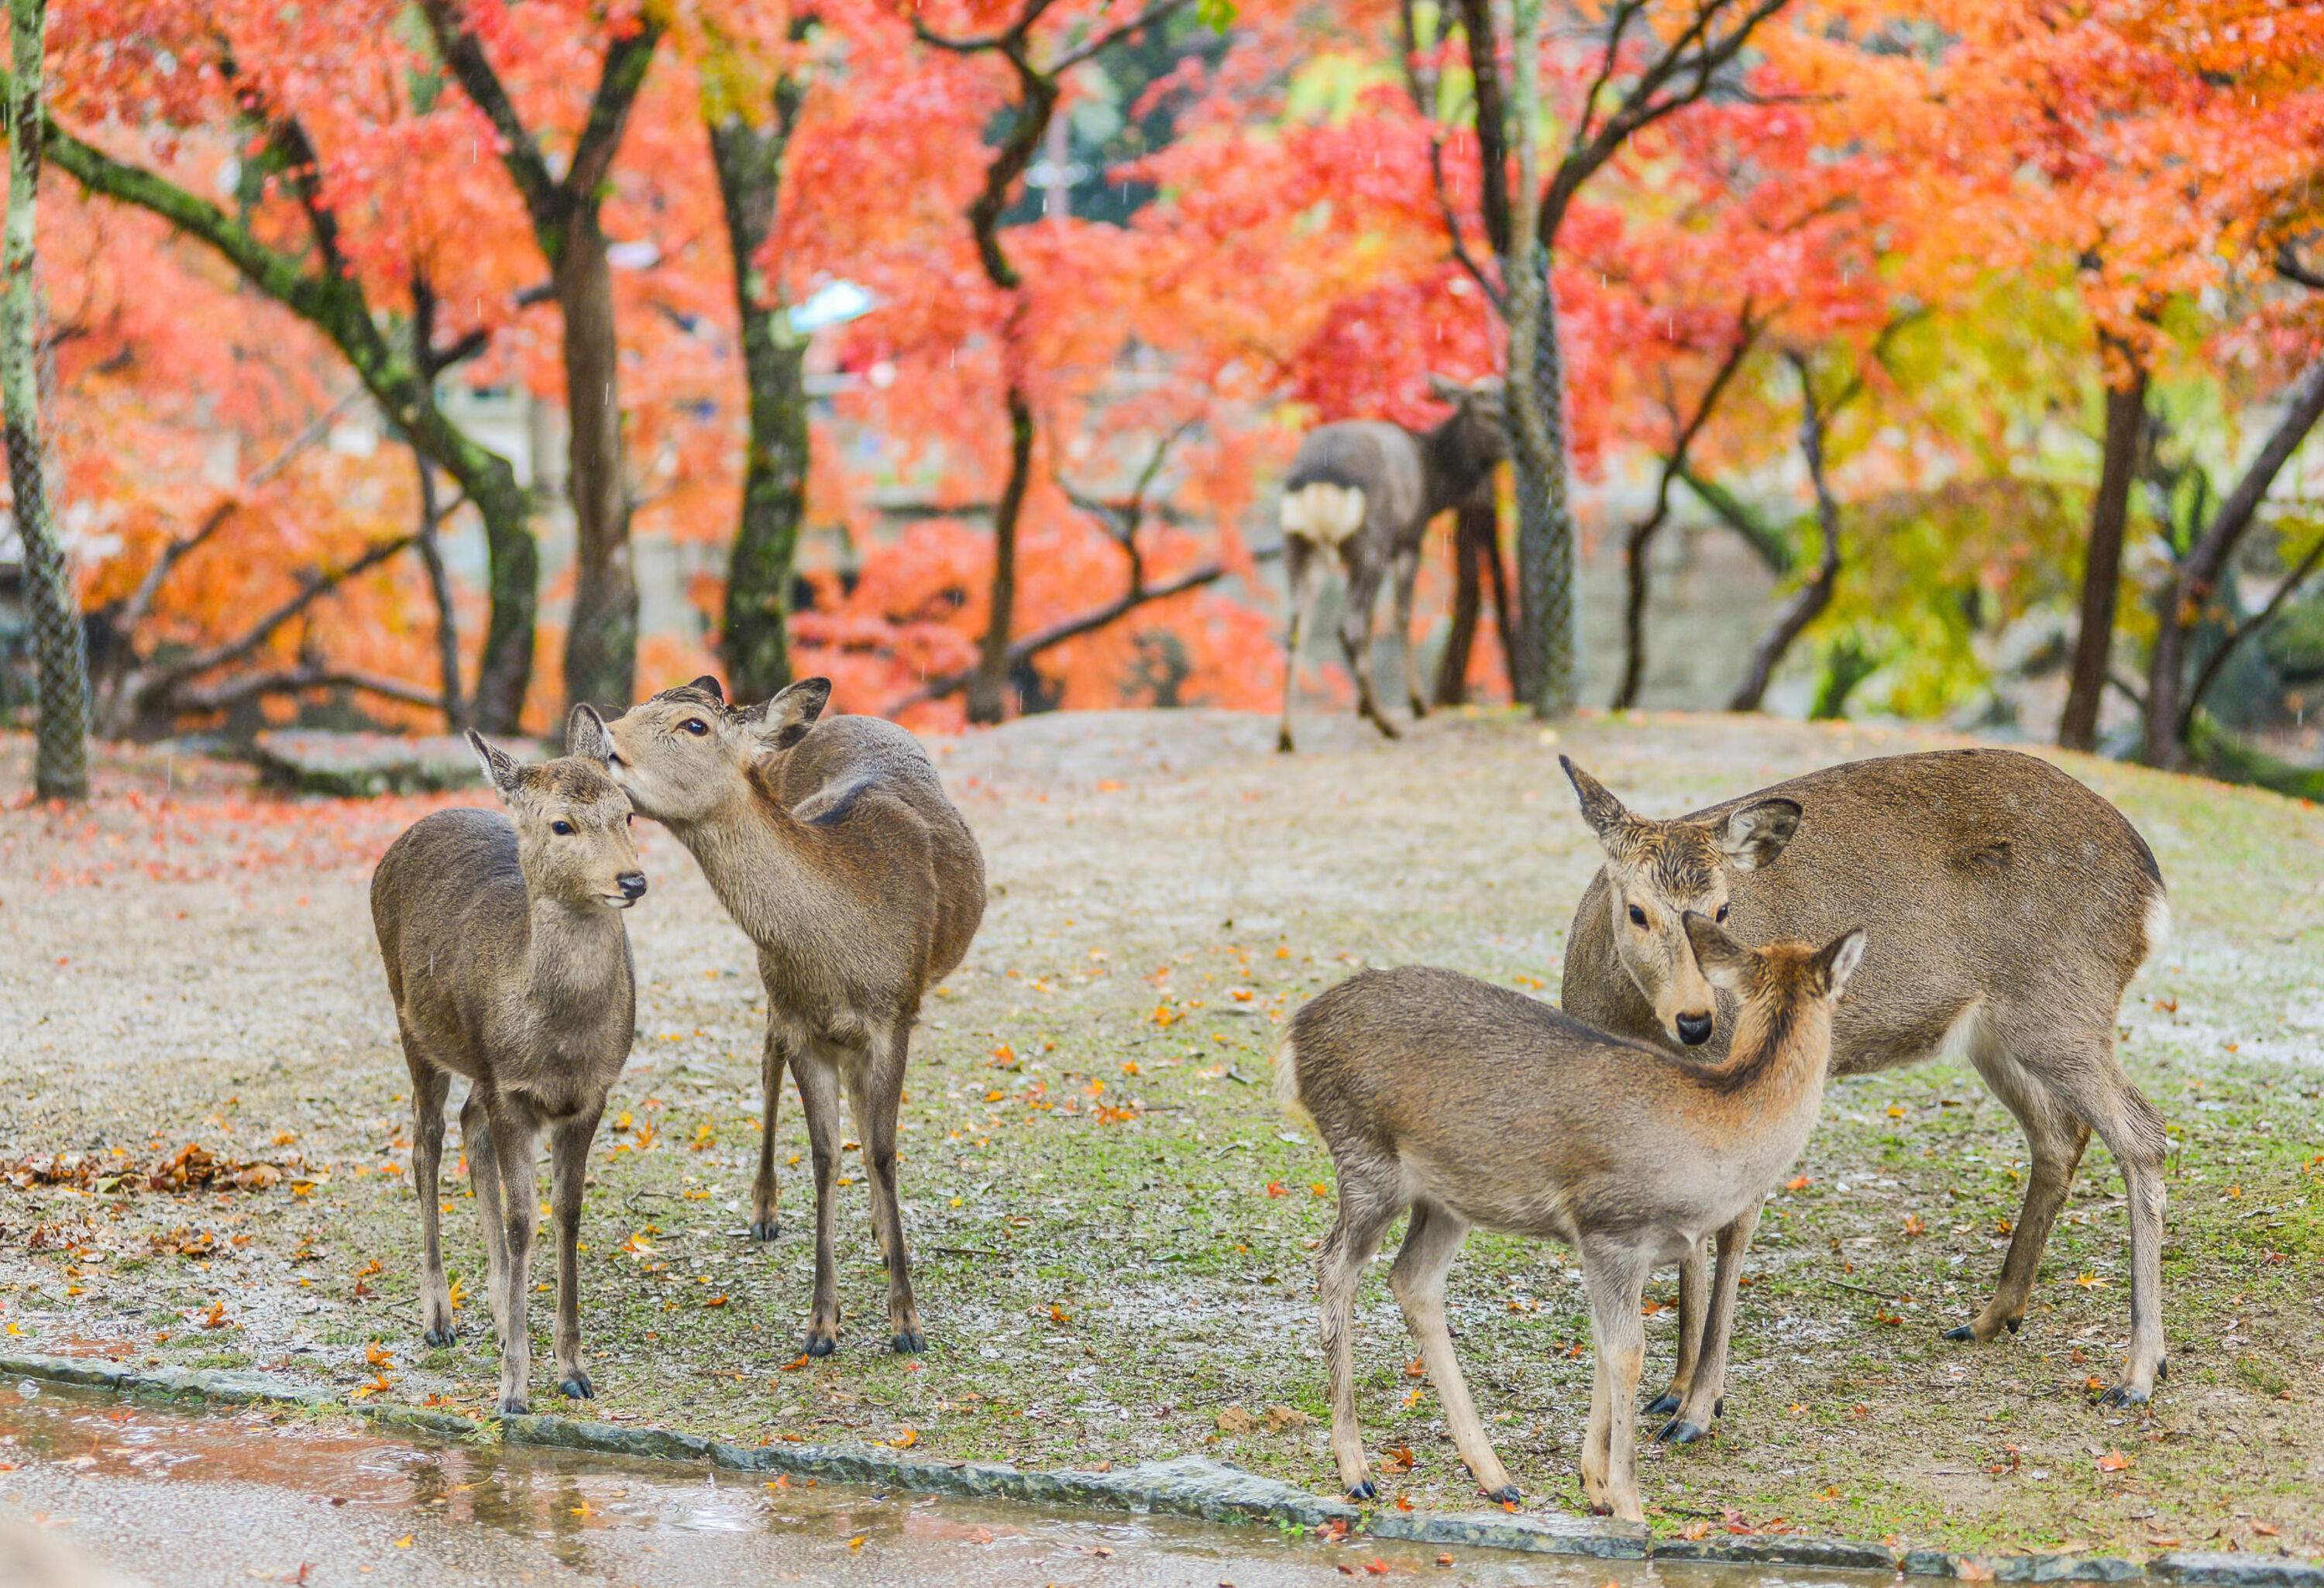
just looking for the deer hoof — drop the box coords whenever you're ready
[2005,1316,2023,1335]
[1486,1484,1520,1505]
[1645,1390,1681,1416]
[889,1328,927,1355]
[749,1219,782,1243]
[558,1372,594,1401]
[422,1327,456,1349]
[497,1394,530,1417]
[1277,730,1296,754]
[804,1332,838,1359]
[2097,1381,2150,1408]
[1655,1420,1710,1445]
[1941,1324,1978,1342]
[1715,1397,1725,1417]
[1346,1479,1377,1502]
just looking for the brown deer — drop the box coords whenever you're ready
[593,676,985,1357]
[371,710,646,1414]
[1277,378,1506,751]
[1556,750,2172,1435]
[1281,919,1864,1522]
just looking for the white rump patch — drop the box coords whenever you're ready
[2137,891,2172,977]
[1272,1029,1312,1133]
[1281,482,1367,548]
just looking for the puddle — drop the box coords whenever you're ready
[0,1380,1890,1587]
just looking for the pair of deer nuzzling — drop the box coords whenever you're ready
[372,675,982,1414]
[1281,747,2171,1523]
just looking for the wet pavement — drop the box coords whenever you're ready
[0,1381,1886,1588]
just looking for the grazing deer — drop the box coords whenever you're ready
[593,676,985,1357]
[1556,750,2171,1433]
[371,710,645,1414]
[1281,920,1864,1521]
[1277,378,1506,751]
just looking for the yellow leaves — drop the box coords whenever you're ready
[1886,1104,1906,1119]
[448,1278,466,1311]
[1150,1003,1181,1029]
[2096,1449,2130,1473]
[365,1340,392,1368]
[1901,1214,1926,1237]
[394,1535,414,1550]
[1401,1387,1423,1409]
[570,1498,596,1518]
[271,1130,297,1146]
[989,1043,1016,1064]
[1048,1304,1071,1324]
[2075,1270,2109,1288]
[704,1294,729,1308]
[890,1428,919,1449]
[779,1354,811,1372]
[349,1370,393,1402]
[1784,1174,1812,1192]
[1310,1182,1329,1198]
[847,1535,867,1552]
[691,1122,716,1151]
[632,1121,658,1152]
[200,1301,229,1330]
[353,1258,382,1279]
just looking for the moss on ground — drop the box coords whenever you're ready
[2,711,2319,1559]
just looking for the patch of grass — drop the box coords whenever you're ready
[3,713,2319,1560]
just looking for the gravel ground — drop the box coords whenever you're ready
[1,707,2319,1562]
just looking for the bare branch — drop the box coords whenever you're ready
[2276,239,2324,293]
[171,666,447,717]
[1729,349,1842,711]
[2180,531,2324,737]
[137,534,419,706]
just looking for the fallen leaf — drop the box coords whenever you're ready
[2097,1451,2129,1473]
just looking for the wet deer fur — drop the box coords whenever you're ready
[1556,748,2172,1432]
[1281,919,1864,1522]
[370,709,645,1414]
[1277,377,1506,751]
[596,675,985,1357]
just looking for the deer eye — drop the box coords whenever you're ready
[682,718,709,736]
[1627,904,1648,928]
[1715,904,1729,923]
[551,820,575,836]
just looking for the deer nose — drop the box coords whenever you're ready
[1676,1012,1714,1047]
[617,871,648,900]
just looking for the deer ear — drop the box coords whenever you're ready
[1719,798,1802,872]
[466,729,524,799]
[689,675,724,703]
[1560,756,1639,856]
[1815,928,1867,999]
[1682,912,1753,992]
[1425,372,1464,404]
[743,677,832,753]
[566,703,613,764]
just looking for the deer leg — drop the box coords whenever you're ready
[750,1019,793,1243]
[1339,558,1397,740]
[1647,1238,1709,1417]
[1662,1203,1762,1442]
[1958,1036,2089,1345]
[792,1048,847,1358]
[406,1054,455,1349]
[2044,1047,2171,1404]
[548,1108,602,1401]
[1582,1241,1652,1524]
[1390,541,1428,721]
[459,1089,509,1345]
[484,1095,541,1416]
[847,1022,924,1353]
[1278,538,1317,754]
[1389,1200,1514,1502]
[1317,1157,1401,1500]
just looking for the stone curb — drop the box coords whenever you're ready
[5,1353,2317,1583]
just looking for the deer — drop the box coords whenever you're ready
[370,708,646,1415]
[591,675,985,1359]
[1280,919,1865,1523]
[1277,377,1507,752]
[1555,749,2172,1438]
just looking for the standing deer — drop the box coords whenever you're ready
[593,676,985,1357]
[1556,749,2172,1435]
[371,710,645,1414]
[1281,919,1865,1521]
[1277,378,1507,751]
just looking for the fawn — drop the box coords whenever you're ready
[593,676,985,1357]
[370,709,645,1414]
[1556,751,2171,1426]
[1281,917,1863,1522]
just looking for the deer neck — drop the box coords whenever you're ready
[672,784,851,942]
[1420,414,1488,515]
[519,892,630,1018]
[1697,996,1831,1115]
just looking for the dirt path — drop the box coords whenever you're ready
[2,709,2319,1560]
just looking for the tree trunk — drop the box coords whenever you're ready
[555,226,638,714]
[1505,256,1581,716]
[2144,353,2324,768]
[412,452,465,728]
[2059,358,2147,751]
[708,95,810,706]
[410,402,535,734]
[966,381,1035,724]
[1,0,86,798]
